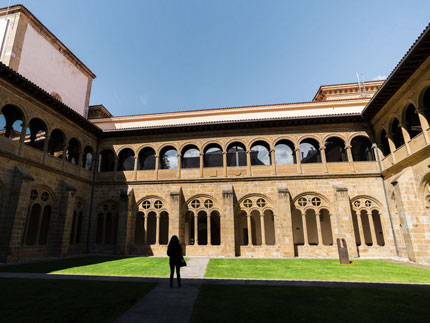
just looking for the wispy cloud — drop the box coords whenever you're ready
[372,75,387,81]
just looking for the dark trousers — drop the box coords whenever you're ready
[170,263,181,287]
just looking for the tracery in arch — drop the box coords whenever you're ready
[292,192,333,246]
[135,196,169,245]
[185,195,220,246]
[236,194,275,246]
[350,196,385,247]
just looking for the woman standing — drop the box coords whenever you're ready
[167,235,183,287]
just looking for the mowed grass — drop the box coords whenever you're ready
[0,278,155,323]
[0,256,173,277]
[190,284,430,323]
[205,258,430,283]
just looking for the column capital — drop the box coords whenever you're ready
[319,146,326,151]
[399,122,408,128]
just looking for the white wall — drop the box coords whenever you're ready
[18,24,89,116]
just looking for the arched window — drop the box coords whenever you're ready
[82,146,94,170]
[181,145,200,169]
[227,142,246,167]
[98,149,115,172]
[70,200,84,245]
[0,105,24,140]
[67,138,81,165]
[299,138,321,163]
[135,212,145,245]
[210,211,221,245]
[25,118,47,150]
[275,140,296,165]
[117,148,135,171]
[380,130,390,156]
[351,136,375,161]
[203,144,223,168]
[405,104,422,139]
[159,211,169,245]
[159,146,178,169]
[325,137,347,162]
[47,129,66,158]
[95,202,118,245]
[391,118,404,149]
[24,189,52,246]
[250,141,271,166]
[422,87,430,123]
[138,147,156,170]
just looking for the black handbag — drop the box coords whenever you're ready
[180,256,187,267]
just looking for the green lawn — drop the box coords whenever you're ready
[190,284,430,323]
[205,258,430,283]
[0,278,155,323]
[0,256,173,277]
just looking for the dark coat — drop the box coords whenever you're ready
[167,243,183,266]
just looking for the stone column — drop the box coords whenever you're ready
[320,147,328,173]
[387,135,397,163]
[345,145,356,172]
[177,153,182,179]
[246,214,252,245]
[116,189,135,255]
[61,143,67,171]
[200,153,204,178]
[0,166,34,262]
[155,213,160,245]
[222,185,236,256]
[53,180,77,257]
[295,148,302,174]
[400,123,411,155]
[357,212,366,245]
[18,122,27,156]
[277,187,294,256]
[260,214,266,245]
[42,135,49,165]
[270,149,276,175]
[113,157,119,180]
[302,212,309,246]
[417,107,430,143]
[194,213,198,245]
[222,152,227,177]
[155,155,159,179]
[133,156,138,180]
[246,150,251,176]
[367,211,378,246]
[333,186,358,257]
[144,215,148,244]
[316,212,323,246]
[207,213,211,245]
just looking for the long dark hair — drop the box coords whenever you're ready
[168,235,179,247]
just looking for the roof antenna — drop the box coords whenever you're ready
[5,0,12,16]
[356,73,368,98]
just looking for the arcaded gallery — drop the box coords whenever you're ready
[1,5,430,264]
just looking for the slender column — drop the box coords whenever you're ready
[61,143,67,170]
[155,155,159,179]
[77,148,83,169]
[320,147,328,173]
[194,213,198,245]
[367,211,378,246]
[222,151,227,177]
[302,212,309,246]
[295,148,302,174]
[357,212,366,245]
[42,135,49,164]
[387,135,397,163]
[345,145,356,172]
[18,122,27,156]
[315,212,323,246]
[155,214,160,245]
[133,155,138,180]
[207,214,211,245]
[417,108,430,143]
[246,214,252,245]
[260,214,266,245]
[270,149,276,175]
[144,215,148,244]
[399,123,411,155]
[177,153,182,179]
[246,150,251,176]
[199,153,204,178]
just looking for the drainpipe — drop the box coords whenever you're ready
[372,143,399,257]
[86,138,99,253]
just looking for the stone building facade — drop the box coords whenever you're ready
[0,6,429,264]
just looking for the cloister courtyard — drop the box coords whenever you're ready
[1,256,430,323]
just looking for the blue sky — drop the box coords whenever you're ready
[6,0,430,116]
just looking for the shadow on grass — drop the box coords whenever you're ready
[0,256,131,273]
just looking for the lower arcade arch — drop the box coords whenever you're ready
[351,197,385,247]
[235,209,276,246]
[292,208,333,246]
[134,211,169,245]
[184,210,221,246]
